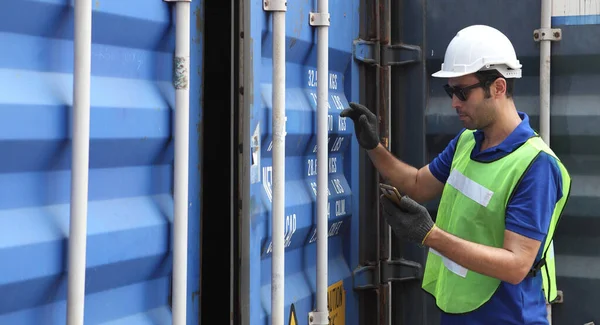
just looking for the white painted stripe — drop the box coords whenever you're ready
[447,169,494,207]
[552,0,600,17]
[430,248,468,278]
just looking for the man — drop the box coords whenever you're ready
[340,25,571,324]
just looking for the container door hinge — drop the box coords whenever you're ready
[352,258,422,290]
[353,39,421,66]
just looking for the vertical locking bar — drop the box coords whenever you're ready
[264,1,287,325]
[309,0,330,324]
[378,0,392,324]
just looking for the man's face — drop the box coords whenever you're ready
[446,74,496,130]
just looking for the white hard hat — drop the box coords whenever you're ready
[432,25,522,79]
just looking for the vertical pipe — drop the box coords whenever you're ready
[67,0,91,323]
[316,0,329,321]
[540,0,552,323]
[272,8,286,325]
[173,2,190,325]
[540,0,551,146]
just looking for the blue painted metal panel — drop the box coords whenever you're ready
[552,15,600,25]
[0,0,201,324]
[246,0,361,323]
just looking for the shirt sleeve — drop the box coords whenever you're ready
[428,129,465,183]
[505,152,564,242]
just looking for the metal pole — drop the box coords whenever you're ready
[67,0,92,323]
[540,0,551,146]
[539,0,553,323]
[172,1,191,324]
[315,0,329,321]
[270,1,287,324]
[309,1,330,324]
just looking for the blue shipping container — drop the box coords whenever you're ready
[0,0,201,323]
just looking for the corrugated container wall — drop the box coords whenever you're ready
[0,1,202,324]
[237,0,362,323]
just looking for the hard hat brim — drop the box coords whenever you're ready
[431,70,470,78]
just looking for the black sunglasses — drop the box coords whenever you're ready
[443,82,485,101]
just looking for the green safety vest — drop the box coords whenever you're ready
[421,129,571,314]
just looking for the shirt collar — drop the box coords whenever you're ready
[472,111,536,158]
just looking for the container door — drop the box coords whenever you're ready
[351,0,434,324]
[237,0,363,323]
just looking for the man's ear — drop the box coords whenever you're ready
[493,78,507,98]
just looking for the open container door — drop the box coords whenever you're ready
[237,0,363,323]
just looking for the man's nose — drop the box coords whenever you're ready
[451,95,463,110]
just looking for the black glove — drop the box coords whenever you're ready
[340,102,379,150]
[380,195,435,245]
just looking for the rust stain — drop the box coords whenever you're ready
[370,2,378,39]
[194,5,204,35]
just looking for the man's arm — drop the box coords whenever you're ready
[340,102,461,203]
[423,228,541,285]
[368,144,443,203]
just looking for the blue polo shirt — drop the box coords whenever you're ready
[428,111,563,325]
